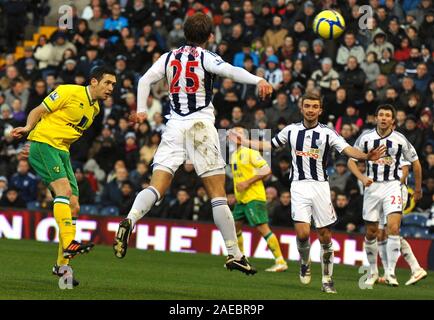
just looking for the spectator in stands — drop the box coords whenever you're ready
[103,2,129,44]
[265,55,283,90]
[417,177,434,211]
[119,181,136,216]
[35,181,52,210]
[400,115,425,155]
[101,166,129,207]
[166,188,194,220]
[271,191,292,227]
[0,176,7,200]
[265,91,294,128]
[413,63,431,93]
[0,187,26,208]
[233,41,259,68]
[86,5,105,33]
[335,105,363,134]
[379,48,397,75]
[139,131,160,165]
[171,161,200,197]
[340,56,367,102]
[193,185,212,221]
[329,157,351,193]
[367,29,394,58]
[167,18,184,49]
[10,159,38,203]
[129,160,150,191]
[311,58,340,96]
[124,132,139,171]
[336,31,366,69]
[332,192,359,233]
[4,79,29,110]
[266,186,279,216]
[25,79,46,115]
[361,52,381,85]
[75,167,95,205]
[263,15,288,52]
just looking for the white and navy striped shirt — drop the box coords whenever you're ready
[353,129,418,182]
[271,122,350,181]
[137,45,262,121]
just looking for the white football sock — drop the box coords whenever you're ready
[211,198,242,259]
[400,237,421,274]
[127,186,161,226]
[296,237,311,265]
[364,238,378,275]
[320,242,334,283]
[387,235,401,276]
[378,239,388,273]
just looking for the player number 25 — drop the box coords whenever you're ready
[170,60,199,94]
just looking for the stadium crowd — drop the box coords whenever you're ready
[0,0,433,236]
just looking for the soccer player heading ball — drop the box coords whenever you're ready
[230,93,386,293]
[113,13,273,275]
[12,66,117,287]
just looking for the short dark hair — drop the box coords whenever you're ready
[184,13,213,45]
[375,104,397,118]
[89,65,116,82]
[301,92,322,108]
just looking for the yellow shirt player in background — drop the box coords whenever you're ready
[12,66,116,287]
[230,126,288,272]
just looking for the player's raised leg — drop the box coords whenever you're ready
[113,169,172,258]
[294,222,312,285]
[202,174,256,275]
[256,224,287,272]
[364,222,380,286]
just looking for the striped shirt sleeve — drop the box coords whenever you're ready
[271,125,291,148]
[328,128,350,153]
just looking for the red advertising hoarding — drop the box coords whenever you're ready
[0,209,433,270]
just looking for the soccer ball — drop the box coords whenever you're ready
[313,10,345,40]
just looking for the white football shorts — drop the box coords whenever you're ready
[378,183,407,229]
[363,180,403,226]
[290,180,337,228]
[152,118,226,176]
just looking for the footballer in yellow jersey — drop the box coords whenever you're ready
[12,66,116,287]
[230,126,288,272]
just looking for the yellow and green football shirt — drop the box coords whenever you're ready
[28,84,100,152]
[231,146,268,204]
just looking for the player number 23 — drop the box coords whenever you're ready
[391,195,402,205]
[170,60,199,94]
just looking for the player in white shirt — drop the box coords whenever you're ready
[360,160,428,286]
[230,93,385,293]
[347,104,423,287]
[113,13,273,275]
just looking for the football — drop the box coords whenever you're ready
[313,9,346,40]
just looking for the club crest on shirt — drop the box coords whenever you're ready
[49,91,59,101]
[388,147,397,156]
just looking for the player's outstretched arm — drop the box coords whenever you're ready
[135,53,167,122]
[204,54,273,100]
[343,145,386,161]
[411,159,423,201]
[347,158,373,187]
[228,130,272,151]
[11,104,48,139]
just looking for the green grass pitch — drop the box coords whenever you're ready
[1,238,433,300]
